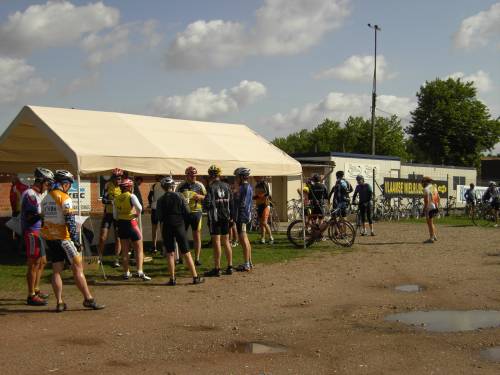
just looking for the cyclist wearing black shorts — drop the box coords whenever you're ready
[233,167,253,272]
[483,181,499,227]
[203,165,233,277]
[157,176,204,286]
[329,171,352,218]
[352,175,375,236]
[308,174,328,217]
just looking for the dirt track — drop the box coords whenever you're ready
[1,222,500,375]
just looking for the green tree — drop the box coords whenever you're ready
[407,78,500,167]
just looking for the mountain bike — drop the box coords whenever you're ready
[471,200,498,227]
[286,207,356,248]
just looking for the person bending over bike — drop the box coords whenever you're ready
[233,168,253,272]
[157,176,204,286]
[114,178,151,281]
[352,175,375,236]
[483,181,499,227]
[21,168,54,306]
[41,170,104,312]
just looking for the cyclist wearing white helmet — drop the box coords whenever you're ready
[157,176,204,286]
[483,181,499,227]
[41,170,104,312]
[21,168,54,306]
[203,165,233,277]
[176,166,207,265]
[98,168,123,267]
[233,168,253,272]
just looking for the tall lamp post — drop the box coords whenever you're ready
[368,23,381,156]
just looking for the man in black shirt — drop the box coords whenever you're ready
[156,176,204,286]
[352,175,375,236]
[203,165,233,277]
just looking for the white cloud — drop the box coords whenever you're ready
[454,3,500,49]
[0,57,49,103]
[447,70,493,93]
[166,0,350,70]
[152,80,267,120]
[314,55,394,82]
[0,1,119,56]
[267,92,415,131]
[82,24,130,68]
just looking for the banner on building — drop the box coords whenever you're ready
[68,180,92,212]
[345,163,378,180]
[456,185,488,203]
[383,177,448,198]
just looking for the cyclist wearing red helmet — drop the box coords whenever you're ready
[98,168,123,267]
[176,166,207,265]
[114,178,151,281]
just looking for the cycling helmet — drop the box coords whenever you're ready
[234,167,251,177]
[208,165,222,177]
[160,176,175,188]
[185,166,198,175]
[54,170,74,184]
[34,167,54,182]
[118,178,134,191]
[489,181,497,186]
[111,168,124,177]
[312,173,320,182]
[356,175,364,182]
[336,171,344,178]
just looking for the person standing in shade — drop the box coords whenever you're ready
[21,168,54,306]
[157,176,204,286]
[352,175,375,236]
[148,175,165,254]
[133,176,144,211]
[422,177,439,243]
[254,177,274,244]
[233,168,253,272]
[203,165,234,277]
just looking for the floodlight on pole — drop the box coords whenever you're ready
[368,23,381,156]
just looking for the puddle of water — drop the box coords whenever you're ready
[385,310,500,332]
[480,347,500,363]
[395,284,424,293]
[230,341,287,354]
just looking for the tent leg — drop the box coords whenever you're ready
[300,174,306,249]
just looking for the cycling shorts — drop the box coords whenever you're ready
[311,204,324,216]
[101,213,118,233]
[335,201,348,218]
[151,209,159,225]
[426,208,439,219]
[491,200,500,211]
[45,239,79,265]
[209,220,230,236]
[162,223,189,254]
[185,212,203,232]
[117,219,142,242]
[236,221,248,235]
[257,204,270,222]
[24,231,46,259]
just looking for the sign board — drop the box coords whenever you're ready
[383,177,448,198]
[456,185,488,203]
[68,180,92,212]
[345,163,378,180]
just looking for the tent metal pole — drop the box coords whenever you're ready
[77,172,82,243]
[300,173,306,249]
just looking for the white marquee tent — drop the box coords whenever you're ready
[0,106,302,176]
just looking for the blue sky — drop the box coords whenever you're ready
[0,0,499,151]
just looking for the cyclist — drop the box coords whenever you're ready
[21,168,54,306]
[233,168,253,272]
[98,168,123,267]
[148,175,165,254]
[41,170,104,312]
[114,178,151,281]
[254,177,274,244]
[422,177,439,243]
[308,174,328,222]
[464,183,476,217]
[352,175,375,236]
[203,165,234,277]
[483,181,499,227]
[329,171,352,219]
[176,167,207,266]
[157,176,204,286]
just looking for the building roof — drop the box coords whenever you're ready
[291,151,401,161]
[401,162,476,171]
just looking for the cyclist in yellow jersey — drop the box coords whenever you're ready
[176,166,206,266]
[41,170,104,312]
[114,178,151,281]
[98,168,123,267]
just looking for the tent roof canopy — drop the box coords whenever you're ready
[0,105,301,176]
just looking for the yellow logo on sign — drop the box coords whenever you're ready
[437,184,447,194]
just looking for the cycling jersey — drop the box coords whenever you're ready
[309,182,328,206]
[20,186,43,232]
[157,191,188,226]
[353,183,373,204]
[41,188,75,242]
[234,182,253,223]
[330,179,350,204]
[464,188,476,203]
[176,181,207,212]
[102,181,121,214]
[204,180,232,223]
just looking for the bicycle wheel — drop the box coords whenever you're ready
[286,219,315,248]
[328,220,356,247]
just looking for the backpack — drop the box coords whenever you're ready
[345,180,354,194]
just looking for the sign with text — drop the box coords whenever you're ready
[68,180,91,212]
[345,163,378,180]
[456,185,488,203]
[383,177,448,198]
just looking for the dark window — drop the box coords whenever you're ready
[408,174,423,180]
[452,176,465,189]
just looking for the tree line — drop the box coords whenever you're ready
[272,78,500,168]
